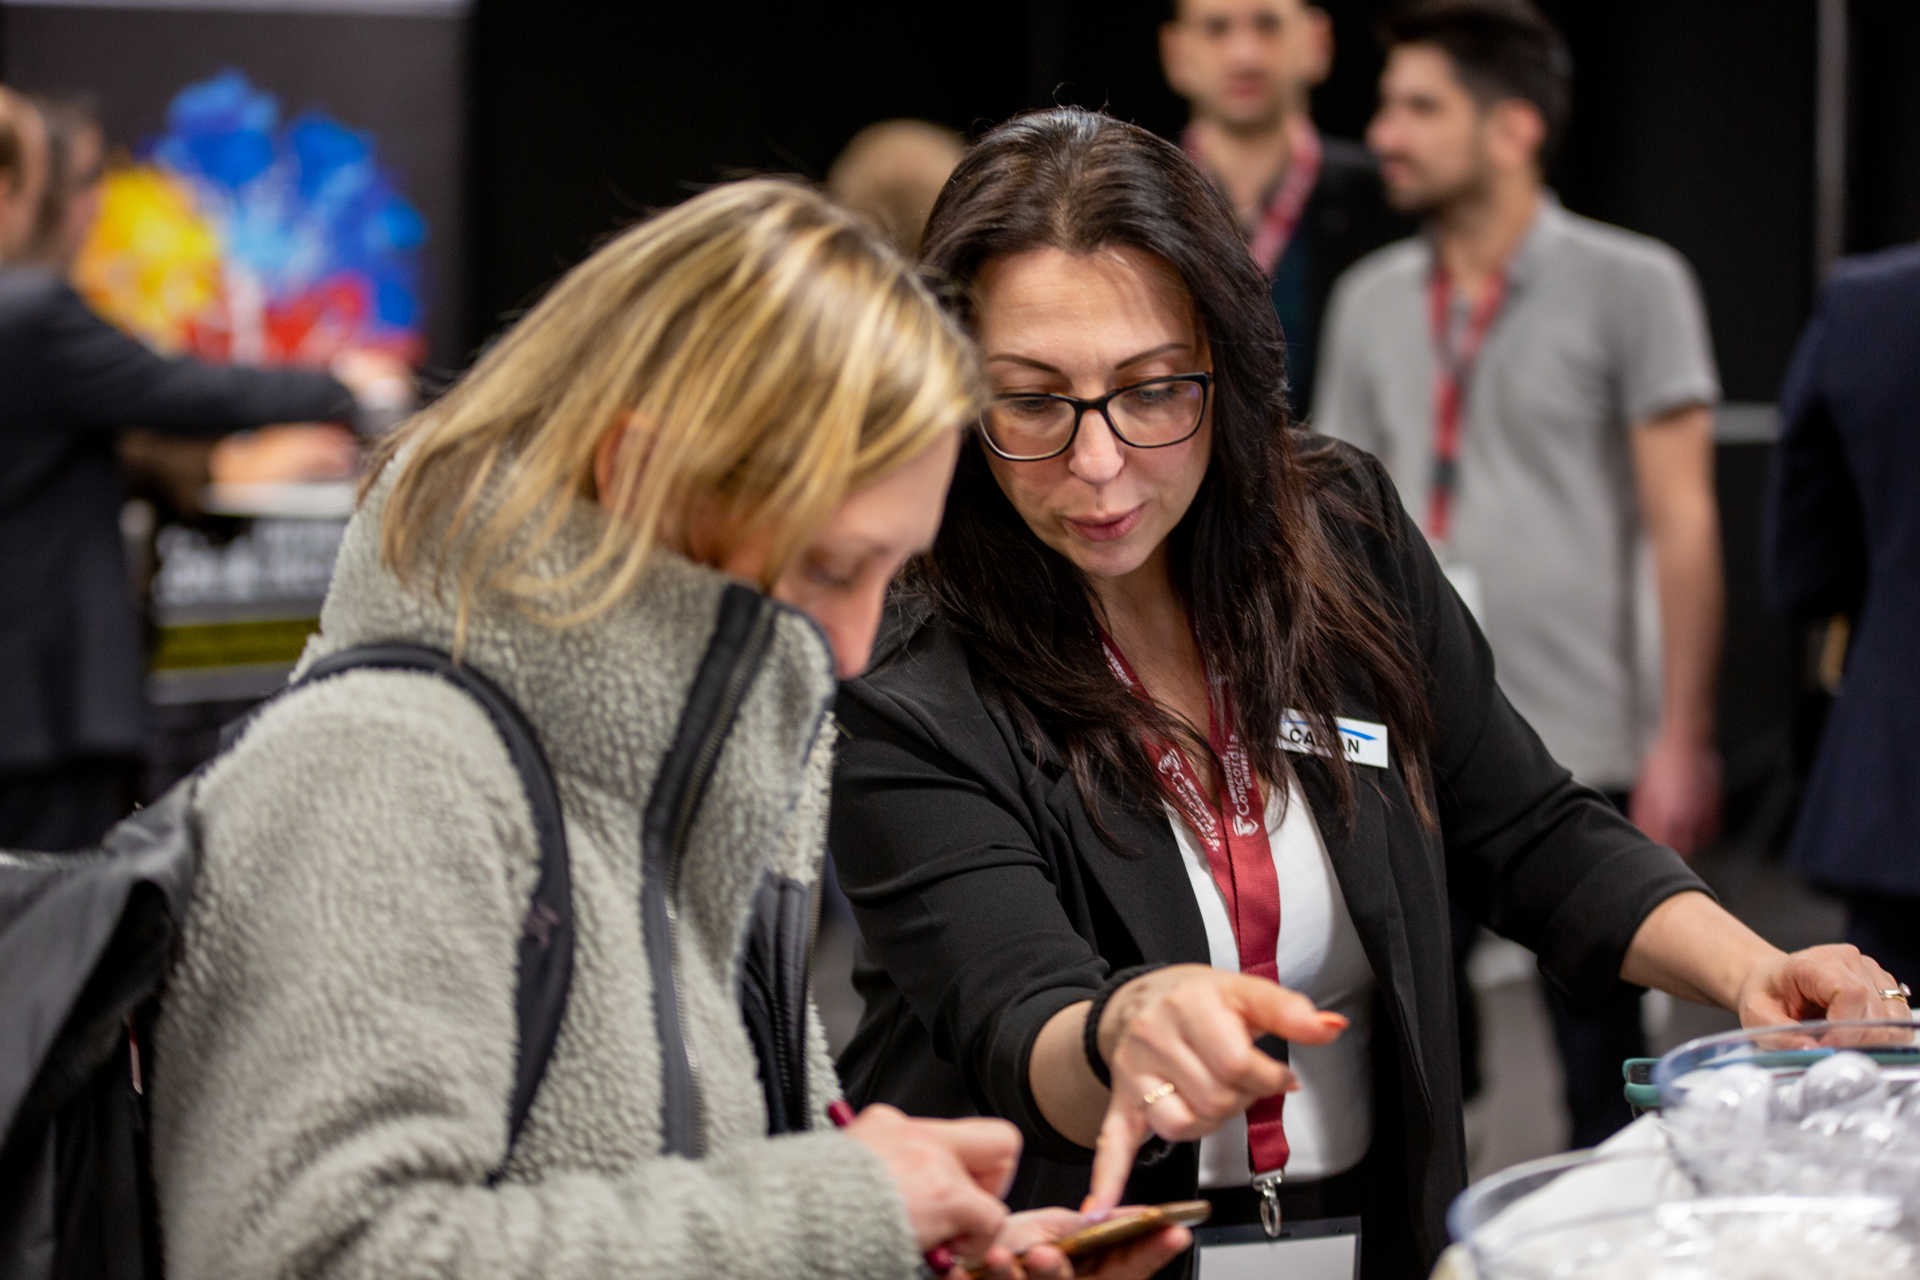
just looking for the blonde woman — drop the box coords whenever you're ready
[150,180,1188,1279]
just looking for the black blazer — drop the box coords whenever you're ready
[831,440,1706,1277]
[0,269,355,770]
[1766,245,1920,897]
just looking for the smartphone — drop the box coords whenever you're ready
[963,1202,1212,1277]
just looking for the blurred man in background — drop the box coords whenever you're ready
[1314,0,1726,1148]
[1160,0,1404,412]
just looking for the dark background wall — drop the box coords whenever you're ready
[467,1,1913,399]
[4,1,1912,395]
[1848,0,1920,253]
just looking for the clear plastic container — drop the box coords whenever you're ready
[1653,1020,1920,1207]
[1447,1147,1913,1278]
[1653,1020,1920,1106]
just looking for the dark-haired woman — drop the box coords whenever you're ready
[829,108,1907,1279]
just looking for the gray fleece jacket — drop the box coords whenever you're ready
[151,467,922,1277]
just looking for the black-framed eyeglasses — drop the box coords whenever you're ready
[977,372,1213,462]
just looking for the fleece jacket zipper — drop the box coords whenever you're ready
[640,585,776,1157]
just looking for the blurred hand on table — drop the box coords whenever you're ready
[209,423,360,485]
[331,347,415,415]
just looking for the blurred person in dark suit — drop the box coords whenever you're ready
[0,88,50,258]
[25,94,105,272]
[1766,244,1920,987]
[1160,0,1405,412]
[0,88,398,851]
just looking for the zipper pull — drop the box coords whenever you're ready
[1253,1169,1284,1238]
[127,1017,144,1096]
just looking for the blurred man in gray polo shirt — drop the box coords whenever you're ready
[1313,0,1725,1148]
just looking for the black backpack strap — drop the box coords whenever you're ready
[294,643,574,1179]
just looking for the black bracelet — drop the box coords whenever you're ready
[1081,963,1166,1089]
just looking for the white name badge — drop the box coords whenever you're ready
[1194,1217,1361,1279]
[1279,713,1390,769]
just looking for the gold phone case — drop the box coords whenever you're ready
[963,1201,1212,1277]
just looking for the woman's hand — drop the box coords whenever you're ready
[1624,894,1912,1047]
[841,1104,1021,1259]
[1085,965,1347,1214]
[1735,943,1913,1029]
[959,1206,1192,1280]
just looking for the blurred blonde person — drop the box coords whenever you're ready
[827,119,965,255]
[153,178,1189,1280]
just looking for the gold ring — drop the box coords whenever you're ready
[1140,1080,1178,1108]
[1880,982,1912,1003]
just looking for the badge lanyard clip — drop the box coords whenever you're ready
[1254,1169,1285,1238]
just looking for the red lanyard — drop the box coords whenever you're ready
[1099,634,1290,1177]
[1426,265,1508,545]
[1185,117,1323,279]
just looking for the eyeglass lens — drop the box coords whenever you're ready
[982,378,1206,460]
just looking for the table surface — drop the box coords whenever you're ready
[200,480,358,520]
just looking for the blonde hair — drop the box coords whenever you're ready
[372,178,982,640]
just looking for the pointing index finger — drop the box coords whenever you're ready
[1229,975,1346,1045]
[1083,1099,1151,1221]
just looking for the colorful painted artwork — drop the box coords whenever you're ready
[76,70,426,365]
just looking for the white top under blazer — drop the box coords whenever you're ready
[1166,773,1377,1186]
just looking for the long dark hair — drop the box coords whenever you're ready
[917,107,1434,830]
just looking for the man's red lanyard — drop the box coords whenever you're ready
[1099,635,1290,1182]
[1426,265,1508,545]
[1184,117,1323,279]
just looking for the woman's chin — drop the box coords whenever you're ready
[1058,535,1154,584]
